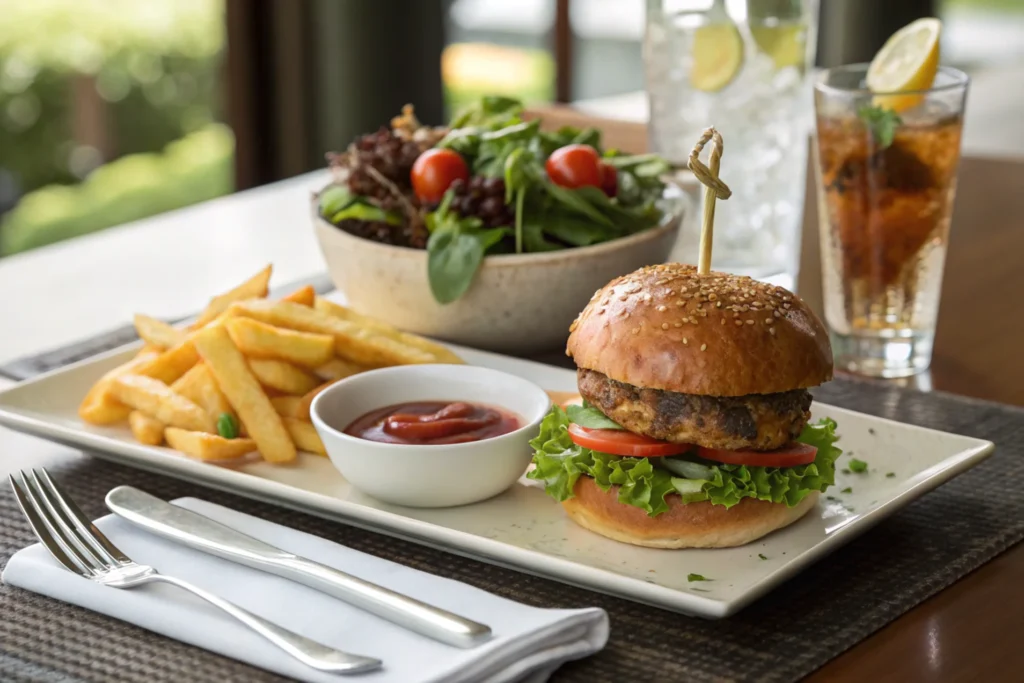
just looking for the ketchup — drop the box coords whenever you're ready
[344,401,520,445]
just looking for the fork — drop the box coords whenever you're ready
[9,468,381,675]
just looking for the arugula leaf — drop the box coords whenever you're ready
[848,458,868,473]
[858,105,902,149]
[687,574,709,582]
[330,203,402,226]
[565,403,624,430]
[449,95,523,129]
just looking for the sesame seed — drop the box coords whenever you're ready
[657,305,667,312]
[683,337,688,345]
[668,290,676,296]
[623,312,630,318]
[783,303,792,309]
[661,323,669,330]
[769,327,777,336]
[765,317,773,324]
[674,322,682,328]
[746,319,755,325]
[734,320,743,326]
[774,310,781,318]
[676,300,685,307]
[716,301,722,308]
[733,312,740,318]
[598,308,606,315]
[721,318,726,325]
[708,293,717,301]
[632,327,640,335]
[700,344,707,351]
[620,295,628,301]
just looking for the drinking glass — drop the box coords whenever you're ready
[813,65,969,378]
[645,0,818,287]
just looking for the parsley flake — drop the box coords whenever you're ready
[841,486,852,494]
[848,458,868,473]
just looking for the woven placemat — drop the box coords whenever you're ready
[2,377,1023,683]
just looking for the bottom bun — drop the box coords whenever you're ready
[562,477,820,549]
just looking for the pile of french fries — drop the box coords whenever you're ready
[78,265,462,463]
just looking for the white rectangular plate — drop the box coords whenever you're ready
[0,343,994,618]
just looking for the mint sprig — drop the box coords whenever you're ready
[858,105,902,149]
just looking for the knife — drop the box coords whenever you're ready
[105,486,492,649]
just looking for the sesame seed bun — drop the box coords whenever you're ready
[563,477,819,549]
[566,264,833,397]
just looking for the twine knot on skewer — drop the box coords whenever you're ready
[687,127,732,274]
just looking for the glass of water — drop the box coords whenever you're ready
[645,0,818,287]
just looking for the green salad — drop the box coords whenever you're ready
[320,96,672,305]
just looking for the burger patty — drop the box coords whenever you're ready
[577,368,812,451]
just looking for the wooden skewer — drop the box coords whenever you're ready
[687,128,732,275]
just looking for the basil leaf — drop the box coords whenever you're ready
[565,404,624,430]
[319,185,356,217]
[330,203,402,226]
[217,413,239,440]
[427,228,485,304]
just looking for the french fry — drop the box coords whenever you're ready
[283,417,326,456]
[128,410,165,445]
[270,395,304,419]
[312,357,365,381]
[297,380,337,420]
[173,364,234,420]
[138,341,200,385]
[314,298,464,364]
[110,375,216,433]
[165,428,257,461]
[192,325,296,463]
[248,358,321,395]
[133,314,185,350]
[231,300,435,367]
[192,265,272,329]
[281,285,315,307]
[79,351,161,425]
[225,317,334,368]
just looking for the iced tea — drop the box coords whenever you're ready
[814,65,968,377]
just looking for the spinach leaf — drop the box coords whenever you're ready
[544,182,615,227]
[427,228,485,304]
[542,214,618,246]
[521,220,563,252]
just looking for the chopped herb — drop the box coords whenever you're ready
[687,573,709,582]
[758,553,768,560]
[848,458,868,473]
[886,472,896,478]
[841,469,851,475]
[858,105,902,149]
[217,413,239,439]
[826,495,838,501]
[841,486,852,494]
[868,428,876,435]
[691,588,711,593]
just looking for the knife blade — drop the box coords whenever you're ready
[105,486,492,648]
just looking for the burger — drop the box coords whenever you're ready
[528,263,841,548]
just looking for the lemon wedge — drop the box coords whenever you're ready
[751,23,806,71]
[691,22,744,92]
[867,17,941,112]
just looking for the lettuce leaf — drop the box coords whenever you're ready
[527,406,842,516]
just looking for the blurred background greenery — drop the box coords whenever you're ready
[0,0,229,256]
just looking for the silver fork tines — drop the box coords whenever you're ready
[10,468,381,675]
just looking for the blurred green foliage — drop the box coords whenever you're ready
[0,0,228,255]
[1,123,233,256]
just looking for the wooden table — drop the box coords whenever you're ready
[2,110,1023,681]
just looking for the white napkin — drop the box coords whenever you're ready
[2,497,608,683]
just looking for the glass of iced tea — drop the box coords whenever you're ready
[813,64,968,378]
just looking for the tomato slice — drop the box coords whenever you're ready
[697,442,817,468]
[567,423,692,458]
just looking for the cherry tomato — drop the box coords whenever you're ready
[568,423,693,458]
[697,443,818,468]
[600,163,618,197]
[411,149,470,203]
[546,144,602,189]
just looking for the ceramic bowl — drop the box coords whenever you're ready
[309,364,551,508]
[311,187,685,355]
